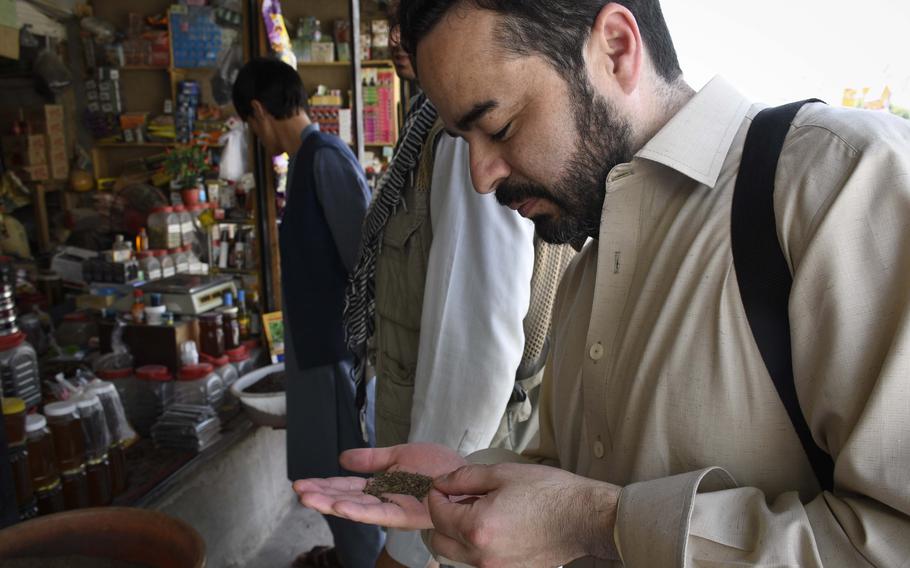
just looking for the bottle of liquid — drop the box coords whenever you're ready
[130,290,145,323]
[249,291,261,336]
[237,289,251,340]
[218,229,230,269]
[112,235,132,263]
[135,228,149,253]
[144,293,166,325]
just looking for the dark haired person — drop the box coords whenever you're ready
[295,1,910,566]
[232,57,384,568]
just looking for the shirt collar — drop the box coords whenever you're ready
[633,76,751,188]
[300,122,320,145]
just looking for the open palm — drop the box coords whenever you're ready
[293,443,467,529]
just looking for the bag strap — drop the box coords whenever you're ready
[731,99,834,492]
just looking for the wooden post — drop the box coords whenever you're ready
[33,183,50,253]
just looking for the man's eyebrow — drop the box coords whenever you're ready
[455,100,498,132]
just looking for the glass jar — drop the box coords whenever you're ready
[25,413,59,492]
[61,466,89,510]
[138,251,162,281]
[221,304,241,351]
[91,372,138,446]
[108,439,128,496]
[44,401,86,473]
[135,365,174,427]
[170,247,189,274]
[75,393,111,464]
[227,345,254,377]
[96,368,139,436]
[0,333,41,409]
[154,249,176,279]
[174,363,224,408]
[174,204,196,247]
[36,478,65,516]
[3,396,26,447]
[201,353,239,390]
[55,312,96,351]
[198,313,225,357]
[9,444,34,509]
[86,456,112,507]
[148,206,181,250]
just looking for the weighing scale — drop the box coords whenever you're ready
[113,274,237,315]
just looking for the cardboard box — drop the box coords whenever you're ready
[21,164,49,181]
[0,25,18,60]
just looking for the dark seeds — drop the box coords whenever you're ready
[364,471,434,502]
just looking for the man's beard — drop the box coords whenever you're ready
[496,74,634,245]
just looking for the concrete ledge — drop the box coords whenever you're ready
[145,418,294,568]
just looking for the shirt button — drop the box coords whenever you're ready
[589,342,604,361]
[593,440,605,459]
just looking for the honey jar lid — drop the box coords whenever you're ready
[26,413,46,432]
[2,397,25,415]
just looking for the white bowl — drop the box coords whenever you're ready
[231,362,286,428]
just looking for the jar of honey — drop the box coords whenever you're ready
[44,401,86,473]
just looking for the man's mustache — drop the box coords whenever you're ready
[494,181,558,208]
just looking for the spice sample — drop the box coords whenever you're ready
[364,471,434,502]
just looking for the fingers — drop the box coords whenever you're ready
[293,476,367,495]
[433,464,501,496]
[334,498,433,530]
[339,446,403,473]
[426,487,480,546]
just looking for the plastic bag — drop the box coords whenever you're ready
[219,118,249,182]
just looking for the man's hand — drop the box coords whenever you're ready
[427,463,621,567]
[293,443,467,530]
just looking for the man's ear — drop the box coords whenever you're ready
[584,3,642,95]
[250,100,267,120]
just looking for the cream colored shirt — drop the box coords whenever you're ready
[477,76,910,567]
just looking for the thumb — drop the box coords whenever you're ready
[433,464,501,496]
[339,446,400,473]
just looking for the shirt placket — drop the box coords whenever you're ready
[582,166,643,475]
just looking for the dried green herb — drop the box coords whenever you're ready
[364,471,434,502]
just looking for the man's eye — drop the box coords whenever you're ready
[491,122,512,142]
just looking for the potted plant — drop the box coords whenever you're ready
[163,145,211,205]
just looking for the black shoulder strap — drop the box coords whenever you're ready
[731,99,834,492]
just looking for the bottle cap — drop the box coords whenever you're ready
[25,413,47,432]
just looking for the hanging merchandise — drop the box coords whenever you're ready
[218,118,249,182]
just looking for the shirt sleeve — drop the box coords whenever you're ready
[407,134,535,452]
[312,146,371,273]
[614,108,910,566]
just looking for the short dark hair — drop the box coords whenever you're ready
[232,57,309,121]
[398,0,682,84]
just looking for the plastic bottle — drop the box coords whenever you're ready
[155,249,176,278]
[130,290,144,323]
[144,293,166,325]
[237,289,251,340]
[111,235,132,263]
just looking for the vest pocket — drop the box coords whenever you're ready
[375,355,416,446]
[375,212,429,329]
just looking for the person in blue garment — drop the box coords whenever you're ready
[233,57,384,568]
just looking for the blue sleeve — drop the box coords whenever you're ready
[312,146,371,273]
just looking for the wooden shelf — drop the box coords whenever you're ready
[119,65,170,71]
[298,61,351,67]
[94,142,172,148]
[297,60,394,68]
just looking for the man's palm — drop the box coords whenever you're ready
[293,443,467,529]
